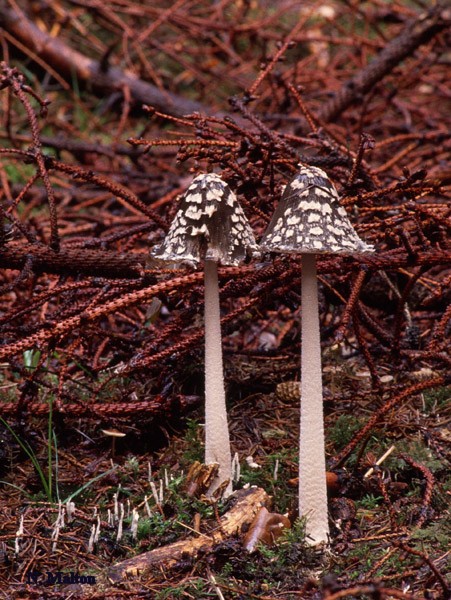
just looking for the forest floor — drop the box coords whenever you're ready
[0,1,450,598]
[0,364,450,598]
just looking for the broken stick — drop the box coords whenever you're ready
[107,486,269,582]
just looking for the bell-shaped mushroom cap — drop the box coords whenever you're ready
[260,165,374,255]
[151,173,259,266]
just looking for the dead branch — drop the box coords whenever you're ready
[0,6,207,118]
[0,242,146,279]
[318,5,449,123]
[2,3,447,134]
[0,132,143,159]
[107,486,270,582]
[0,396,199,417]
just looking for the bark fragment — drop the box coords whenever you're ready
[107,486,270,582]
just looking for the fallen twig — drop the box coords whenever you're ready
[107,486,270,582]
[0,5,207,118]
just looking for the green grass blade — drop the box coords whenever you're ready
[63,465,118,504]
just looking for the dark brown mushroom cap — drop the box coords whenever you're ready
[260,165,374,255]
[151,173,259,266]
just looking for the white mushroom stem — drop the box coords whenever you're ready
[299,253,329,544]
[204,259,232,495]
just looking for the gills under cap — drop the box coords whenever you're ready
[260,165,374,255]
[151,173,259,266]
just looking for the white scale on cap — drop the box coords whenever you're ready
[260,165,374,255]
[152,173,258,266]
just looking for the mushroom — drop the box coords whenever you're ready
[152,173,258,494]
[101,428,126,459]
[260,165,373,544]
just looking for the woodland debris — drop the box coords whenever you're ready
[0,242,146,279]
[242,506,291,553]
[363,445,396,479]
[107,486,270,582]
[0,396,200,417]
[317,5,450,124]
[184,461,220,498]
[0,6,206,118]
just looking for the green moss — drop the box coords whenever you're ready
[328,414,365,450]
[154,578,213,599]
[397,441,444,474]
[411,518,451,554]
[423,386,450,415]
[3,162,36,185]
[181,418,204,464]
[356,493,383,510]
[239,449,297,513]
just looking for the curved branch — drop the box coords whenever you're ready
[0,5,208,118]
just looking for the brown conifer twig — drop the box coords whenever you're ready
[318,5,449,124]
[0,242,146,279]
[1,65,59,250]
[0,6,208,118]
[331,376,446,468]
